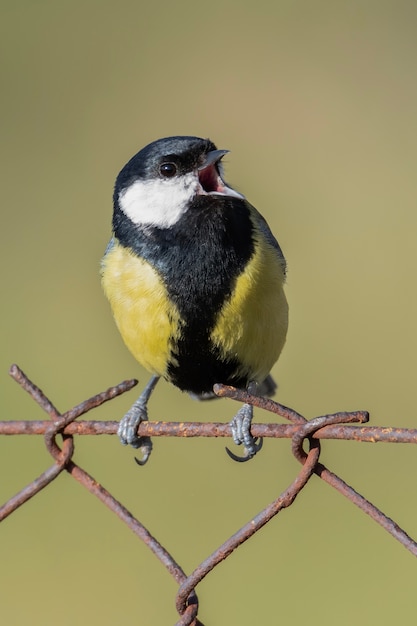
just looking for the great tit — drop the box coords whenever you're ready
[101,136,288,463]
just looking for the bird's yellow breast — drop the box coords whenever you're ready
[210,232,288,383]
[101,242,181,377]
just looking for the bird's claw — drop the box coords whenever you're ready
[134,437,153,466]
[117,376,160,466]
[226,402,263,462]
[118,402,152,464]
[225,437,263,462]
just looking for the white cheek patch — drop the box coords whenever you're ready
[119,173,199,228]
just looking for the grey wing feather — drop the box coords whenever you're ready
[103,236,116,257]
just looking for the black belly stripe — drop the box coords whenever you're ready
[113,194,255,393]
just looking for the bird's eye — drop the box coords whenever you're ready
[159,162,177,178]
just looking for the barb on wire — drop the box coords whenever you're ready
[2,364,417,625]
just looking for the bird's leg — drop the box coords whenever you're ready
[117,375,160,465]
[227,380,263,462]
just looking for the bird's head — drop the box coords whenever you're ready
[114,136,244,229]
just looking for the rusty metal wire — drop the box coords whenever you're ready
[2,364,417,625]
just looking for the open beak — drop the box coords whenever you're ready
[197,149,229,194]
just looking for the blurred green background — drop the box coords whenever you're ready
[1,1,417,624]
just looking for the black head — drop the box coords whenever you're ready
[112,136,244,230]
[115,136,218,193]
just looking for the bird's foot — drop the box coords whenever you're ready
[117,375,160,465]
[117,401,153,465]
[226,402,263,462]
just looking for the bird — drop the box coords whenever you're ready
[101,136,288,463]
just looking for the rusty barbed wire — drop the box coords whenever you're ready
[2,364,417,625]
[5,413,417,443]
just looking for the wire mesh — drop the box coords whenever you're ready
[1,364,417,625]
